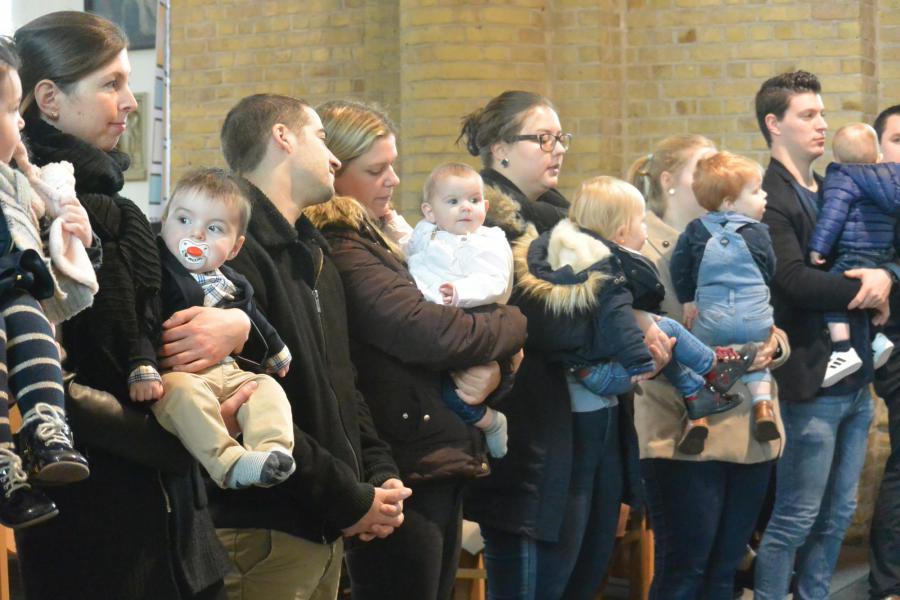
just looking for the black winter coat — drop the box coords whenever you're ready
[465,218,644,541]
[305,196,527,481]
[762,157,888,402]
[208,182,398,543]
[16,119,229,600]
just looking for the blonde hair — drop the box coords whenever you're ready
[317,99,396,174]
[570,176,645,239]
[422,162,481,205]
[627,134,716,218]
[692,151,763,212]
[833,123,879,164]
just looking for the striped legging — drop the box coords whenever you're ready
[0,290,64,451]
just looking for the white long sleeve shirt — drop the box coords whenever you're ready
[406,220,513,308]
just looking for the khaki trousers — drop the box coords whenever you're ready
[217,528,343,600]
[151,361,294,486]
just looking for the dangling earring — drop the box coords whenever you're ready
[500,158,510,168]
[48,111,59,120]
[668,188,675,196]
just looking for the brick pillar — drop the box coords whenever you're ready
[397,1,551,217]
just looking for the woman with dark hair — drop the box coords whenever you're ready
[460,91,670,600]
[13,12,253,599]
[458,90,571,240]
[305,99,527,600]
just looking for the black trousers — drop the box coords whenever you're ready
[345,477,465,600]
[870,352,900,599]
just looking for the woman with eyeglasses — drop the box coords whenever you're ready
[458,90,571,241]
[461,91,655,599]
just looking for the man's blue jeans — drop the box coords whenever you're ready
[754,386,874,599]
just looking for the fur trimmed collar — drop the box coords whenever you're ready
[304,195,403,256]
[513,219,612,317]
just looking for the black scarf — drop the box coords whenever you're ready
[23,118,131,197]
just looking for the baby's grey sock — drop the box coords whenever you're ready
[482,408,508,459]
[225,451,272,489]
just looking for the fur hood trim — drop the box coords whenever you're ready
[485,185,527,238]
[513,219,612,317]
[304,195,403,256]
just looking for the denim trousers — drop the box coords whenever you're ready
[579,316,714,397]
[441,373,486,424]
[480,407,622,600]
[641,458,774,600]
[870,386,900,599]
[754,386,874,599]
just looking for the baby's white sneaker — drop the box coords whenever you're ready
[873,332,895,370]
[822,347,863,387]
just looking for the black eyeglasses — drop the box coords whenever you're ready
[509,132,572,152]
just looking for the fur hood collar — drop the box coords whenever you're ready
[304,194,402,255]
[514,219,614,316]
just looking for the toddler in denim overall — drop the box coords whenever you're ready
[671,151,779,448]
[808,123,897,387]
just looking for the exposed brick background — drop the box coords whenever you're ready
[172,0,900,541]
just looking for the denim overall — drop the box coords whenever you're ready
[691,212,774,395]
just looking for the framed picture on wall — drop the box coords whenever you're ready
[120,93,147,182]
[85,0,157,50]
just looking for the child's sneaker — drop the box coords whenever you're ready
[677,417,708,455]
[822,348,863,387]
[19,403,90,484]
[0,448,58,529]
[706,344,758,394]
[753,400,780,442]
[873,332,895,370]
[684,386,742,421]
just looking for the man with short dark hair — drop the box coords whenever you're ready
[209,94,410,600]
[752,71,895,598]
[869,104,900,600]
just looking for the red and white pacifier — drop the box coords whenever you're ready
[178,238,209,267]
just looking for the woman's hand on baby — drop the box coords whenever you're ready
[451,361,501,405]
[129,380,163,402]
[643,321,675,374]
[748,327,779,372]
[59,197,93,247]
[682,302,699,330]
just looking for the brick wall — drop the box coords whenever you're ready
[172,0,899,538]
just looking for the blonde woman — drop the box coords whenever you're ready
[306,99,527,600]
[630,135,789,599]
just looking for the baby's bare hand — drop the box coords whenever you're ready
[129,380,163,402]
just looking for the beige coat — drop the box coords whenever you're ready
[633,211,788,463]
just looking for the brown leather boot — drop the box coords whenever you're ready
[754,400,780,442]
[677,417,709,455]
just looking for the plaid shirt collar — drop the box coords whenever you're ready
[191,269,237,307]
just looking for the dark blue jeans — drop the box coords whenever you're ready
[480,407,622,600]
[579,316,714,397]
[641,457,774,600]
[870,384,900,598]
[441,373,486,424]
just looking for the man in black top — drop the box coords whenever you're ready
[869,103,900,600]
[209,94,410,600]
[752,71,894,599]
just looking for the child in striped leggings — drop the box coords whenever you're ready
[0,38,98,529]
